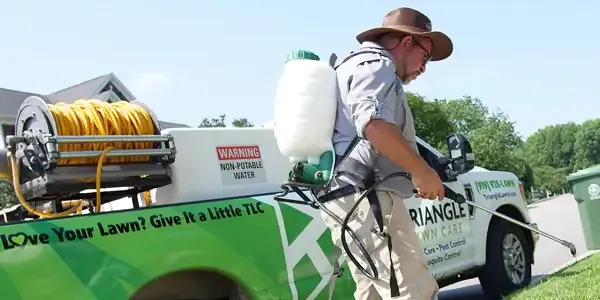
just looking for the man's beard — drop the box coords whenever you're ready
[397,59,421,85]
[401,71,420,85]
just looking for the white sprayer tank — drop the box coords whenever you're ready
[273,50,338,165]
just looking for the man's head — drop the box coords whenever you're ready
[356,7,453,85]
[378,33,432,84]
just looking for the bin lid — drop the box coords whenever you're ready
[567,164,600,182]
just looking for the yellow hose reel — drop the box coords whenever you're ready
[4,96,176,219]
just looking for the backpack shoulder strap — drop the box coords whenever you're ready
[332,47,391,71]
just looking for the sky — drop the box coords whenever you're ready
[0,0,598,139]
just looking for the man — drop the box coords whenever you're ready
[320,7,454,300]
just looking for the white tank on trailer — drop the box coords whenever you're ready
[273,50,338,166]
[153,127,292,205]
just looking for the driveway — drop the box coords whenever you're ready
[439,194,588,299]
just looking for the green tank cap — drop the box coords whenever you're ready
[286,50,320,62]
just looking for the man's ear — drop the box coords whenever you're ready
[401,35,413,47]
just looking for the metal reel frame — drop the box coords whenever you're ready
[6,96,177,215]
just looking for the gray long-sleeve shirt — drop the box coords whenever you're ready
[331,41,419,198]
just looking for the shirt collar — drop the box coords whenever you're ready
[359,41,394,62]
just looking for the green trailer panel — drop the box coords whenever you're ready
[0,196,355,299]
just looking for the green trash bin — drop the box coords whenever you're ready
[567,165,600,250]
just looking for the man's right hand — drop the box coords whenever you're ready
[411,166,445,200]
[363,120,445,200]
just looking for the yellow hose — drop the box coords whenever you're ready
[9,99,156,219]
[51,100,154,165]
[143,191,152,207]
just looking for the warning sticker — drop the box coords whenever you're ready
[216,145,267,185]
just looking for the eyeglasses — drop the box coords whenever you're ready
[388,34,432,64]
[412,38,431,65]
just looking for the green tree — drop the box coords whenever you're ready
[522,123,580,172]
[231,118,254,127]
[547,123,579,170]
[199,114,227,127]
[573,119,600,171]
[407,93,455,151]
[436,96,489,137]
[434,96,523,167]
[199,114,254,128]
[513,147,535,193]
[522,127,551,168]
[533,165,570,194]
[427,95,531,188]
[469,113,525,176]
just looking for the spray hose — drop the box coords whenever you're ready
[9,99,156,219]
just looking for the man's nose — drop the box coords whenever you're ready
[419,63,427,74]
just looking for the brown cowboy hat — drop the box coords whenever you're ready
[356,7,453,62]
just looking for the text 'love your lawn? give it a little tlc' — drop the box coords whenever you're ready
[0,201,265,251]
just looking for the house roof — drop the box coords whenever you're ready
[0,88,43,117]
[45,74,111,104]
[0,73,190,129]
[93,90,111,101]
[159,120,191,129]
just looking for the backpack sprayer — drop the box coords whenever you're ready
[271,50,577,283]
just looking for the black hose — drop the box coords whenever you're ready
[315,171,413,280]
[312,198,377,278]
[274,167,461,280]
[315,172,461,280]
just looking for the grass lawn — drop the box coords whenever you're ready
[506,252,600,300]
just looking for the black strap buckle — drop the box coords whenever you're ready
[333,266,344,278]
